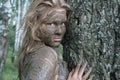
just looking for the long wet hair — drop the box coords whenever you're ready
[18,0,70,79]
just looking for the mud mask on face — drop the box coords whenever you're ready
[42,9,67,47]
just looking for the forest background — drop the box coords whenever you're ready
[0,0,31,80]
[0,0,120,80]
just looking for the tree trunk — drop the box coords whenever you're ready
[63,0,120,80]
[13,0,30,61]
[0,0,11,79]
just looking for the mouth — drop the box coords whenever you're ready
[54,37,62,42]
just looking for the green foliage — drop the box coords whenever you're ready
[0,0,7,4]
[9,25,15,47]
[2,47,18,80]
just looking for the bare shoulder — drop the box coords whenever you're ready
[26,46,58,67]
[35,46,57,63]
[22,46,58,80]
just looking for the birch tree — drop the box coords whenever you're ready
[63,0,120,80]
[13,0,30,61]
[0,0,11,79]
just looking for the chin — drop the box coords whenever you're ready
[53,42,61,47]
[53,44,60,48]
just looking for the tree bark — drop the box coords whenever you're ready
[63,0,120,80]
[0,0,11,79]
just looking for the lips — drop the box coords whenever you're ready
[54,37,62,42]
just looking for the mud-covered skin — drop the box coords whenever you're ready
[58,61,68,80]
[21,46,57,80]
[42,10,67,48]
[19,0,70,79]
[21,45,68,80]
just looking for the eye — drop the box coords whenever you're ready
[46,22,51,25]
[61,22,66,27]
[47,22,56,27]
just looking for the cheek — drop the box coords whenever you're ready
[38,25,50,41]
[41,24,54,35]
[43,29,54,40]
[46,25,56,34]
[62,27,66,35]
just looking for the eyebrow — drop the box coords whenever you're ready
[47,10,66,17]
[46,19,67,24]
[47,9,66,15]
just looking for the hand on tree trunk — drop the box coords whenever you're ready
[68,63,92,80]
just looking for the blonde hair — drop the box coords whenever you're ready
[19,0,70,79]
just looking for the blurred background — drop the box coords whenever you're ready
[0,0,32,80]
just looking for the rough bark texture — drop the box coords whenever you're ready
[0,1,10,79]
[63,0,120,80]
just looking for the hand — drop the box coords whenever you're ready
[53,65,59,80]
[68,63,92,80]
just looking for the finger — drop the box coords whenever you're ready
[78,62,87,77]
[88,75,93,80]
[82,67,92,80]
[54,65,59,80]
[70,69,75,76]
[68,69,74,79]
[73,64,81,77]
[55,65,59,75]
[54,75,58,80]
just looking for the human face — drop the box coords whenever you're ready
[42,10,67,48]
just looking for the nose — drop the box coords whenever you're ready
[55,25,62,35]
